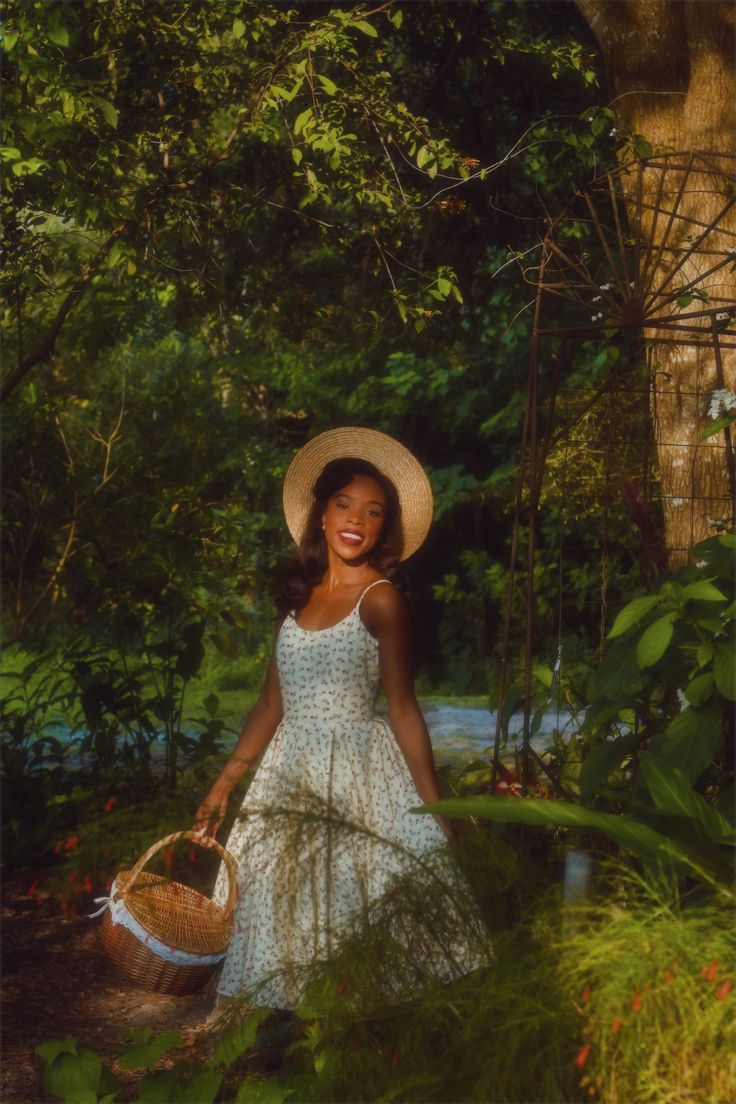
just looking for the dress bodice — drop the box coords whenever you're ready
[276,580,389,726]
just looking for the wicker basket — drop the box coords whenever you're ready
[99,830,237,996]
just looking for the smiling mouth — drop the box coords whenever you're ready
[338,530,364,546]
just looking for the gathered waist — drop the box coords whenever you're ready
[279,711,387,728]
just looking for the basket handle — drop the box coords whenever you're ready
[122,830,238,922]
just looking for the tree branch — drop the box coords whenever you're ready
[1,222,129,404]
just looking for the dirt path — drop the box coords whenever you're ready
[1,873,217,1104]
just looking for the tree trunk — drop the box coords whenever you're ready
[576,0,736,563]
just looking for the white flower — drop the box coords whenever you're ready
[708,388,736,419]
[728,247,736,258]
[629,280,636,288]
[592,295,601,302]
[676,689,687,711]
[600,282,611,291]
[591,312,604,321]
[715,311,731,321]
[609,128,618,137]
[695,560,707,568]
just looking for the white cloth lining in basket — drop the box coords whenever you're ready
[90,878,227,967]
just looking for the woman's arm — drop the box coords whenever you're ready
[193,629,284,837]
[362,585,455,843]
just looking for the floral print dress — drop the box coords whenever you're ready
[212,579,487,1008]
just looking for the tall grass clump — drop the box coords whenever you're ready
[212,788,580,1103]
[558,865,735,1104]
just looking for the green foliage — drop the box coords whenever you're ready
[559,868,736,1104]
[423,537,736,894]
[36,1036,122,1103]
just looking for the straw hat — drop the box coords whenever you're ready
[282,427,434,560]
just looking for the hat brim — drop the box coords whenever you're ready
[282,427,433,561]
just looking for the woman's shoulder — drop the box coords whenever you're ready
[358,576,406,632]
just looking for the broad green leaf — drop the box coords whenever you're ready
[235,1073,295,1104]
[293,107,313,135]
[65,1091,99,1104]
[649,704,720,782]
[532,662,554,689]
[417,794,691,866]
[579,730,640,798]
[317,75,338,96]
[213,1008,272,1068]
[719,532,736,549]
[353,19,378,37]
[591,641,646,700]
[2,31,18,50]
[388,8,404,28]
[680,579,727,602]
[42,1047,102,1099]
[696,641,714,668]
[118,1029,182,1070]
[633,134,653,157]
[636,611,677,668]
[232,18,246,38]
[209,632,238,659]
[48,25,70,46]
[639,752,734,843]
[699,415,735,440]
[95,99,119,128]
[416,145,430,169]
[607,595,660,638]
[36,1038,79,1065]
[684,671,714,706]
[176,1071,222,1103]
[291,147,303,166]
[714,642,736,700]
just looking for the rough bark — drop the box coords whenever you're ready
[576,0,736,563]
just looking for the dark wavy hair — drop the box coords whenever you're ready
[276,458,402,615]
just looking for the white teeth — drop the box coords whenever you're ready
[339,531,362,542]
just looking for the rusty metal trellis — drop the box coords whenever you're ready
[491,151,736,799]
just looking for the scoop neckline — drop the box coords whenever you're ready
[291,606,359,634]
[290,578,389,634]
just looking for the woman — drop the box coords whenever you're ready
[194,427,485,1009]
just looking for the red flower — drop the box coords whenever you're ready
[631,990,641,1012]
[701,960,720,984]
[581,985,591,1004]
[336,979,348,994]
[391,1051,400,1068]
[63,834,79,853]
[716,980,732,1001]
[574,1044,590,1067]
[664,970,675,985]
[104,795,117,814]
[611,1017,623,1033]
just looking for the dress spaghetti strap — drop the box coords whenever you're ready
[355,577,393,612]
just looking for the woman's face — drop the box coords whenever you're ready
[321,474,387,561]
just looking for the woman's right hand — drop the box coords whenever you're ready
[193,787,229,842]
